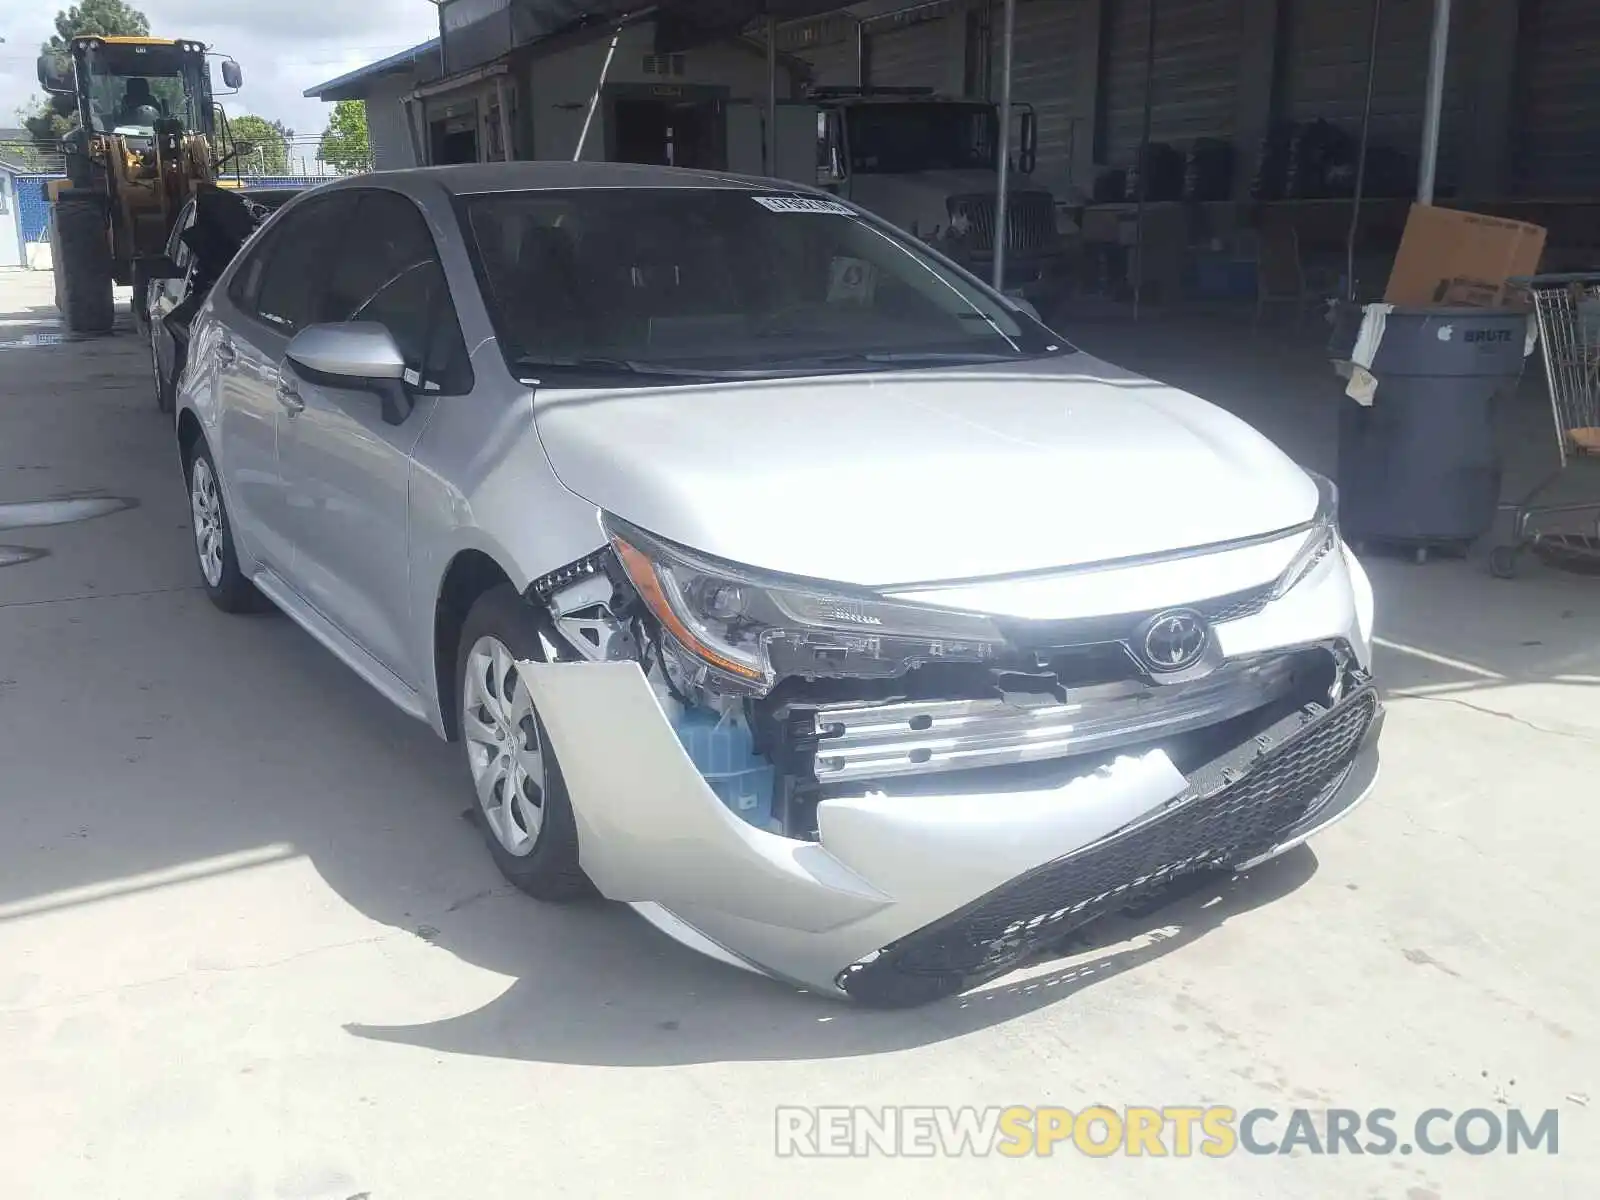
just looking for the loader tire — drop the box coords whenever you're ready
[53,197,116,336]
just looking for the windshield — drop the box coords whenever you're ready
[81,42,205,134]
[460,188,1065,383]
[845,103,997,174]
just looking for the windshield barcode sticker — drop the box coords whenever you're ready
[753,195,855,216]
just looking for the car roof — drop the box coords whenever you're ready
[326,161,791,197]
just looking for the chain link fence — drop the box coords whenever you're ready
[5,162,371,274]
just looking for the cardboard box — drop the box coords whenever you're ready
[1384,204,1546,307]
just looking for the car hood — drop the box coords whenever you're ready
[531,355,1318,589]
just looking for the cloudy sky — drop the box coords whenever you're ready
[0,0,439,142]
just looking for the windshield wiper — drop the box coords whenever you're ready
[754,350,1027,370]
[512,356,748,381]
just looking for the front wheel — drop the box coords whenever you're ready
[455,585,591,901]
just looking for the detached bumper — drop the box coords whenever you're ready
[517,654,1382,1004]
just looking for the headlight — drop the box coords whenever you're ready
[1270,471,1340,600]
[605,516,1004,696]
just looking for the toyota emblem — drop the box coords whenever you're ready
[1139,610,1209,672]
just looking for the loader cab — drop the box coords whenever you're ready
[37,37,225,142]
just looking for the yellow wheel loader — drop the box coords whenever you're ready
[36,36,244,334]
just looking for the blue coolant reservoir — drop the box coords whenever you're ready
[671,707,779,833]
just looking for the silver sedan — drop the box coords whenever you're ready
[175,162,1381,1005]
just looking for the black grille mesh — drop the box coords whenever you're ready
[948,192,1055,253]
[837,687,1378,1007]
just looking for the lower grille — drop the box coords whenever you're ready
[837,686,1379,1007]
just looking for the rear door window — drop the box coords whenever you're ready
[166,201,196,266]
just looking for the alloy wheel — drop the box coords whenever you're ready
[463,635,547,857]
[189,456,225,588]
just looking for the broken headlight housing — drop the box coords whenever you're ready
[1270,471,1340,600]
[604,515,1005,697]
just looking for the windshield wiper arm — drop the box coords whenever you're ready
[512,356,747,380]
[754,350,1024,369]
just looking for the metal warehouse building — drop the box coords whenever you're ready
[307,0,1600,293]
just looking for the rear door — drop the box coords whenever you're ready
[150,199,194,382]
[210,192,355,575]
[275,187,474,686]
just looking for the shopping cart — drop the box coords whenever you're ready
[1489,273,1600,578]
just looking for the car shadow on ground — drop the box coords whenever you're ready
[339,845,1318,1067]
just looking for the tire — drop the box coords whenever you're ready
[184,439,266,613]
[150,322,175,415]
[455,585,591,901]
[130,261,152,335]
[53,197,116,336]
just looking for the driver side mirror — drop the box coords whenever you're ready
[37,53,73,94]
[284,322,414,426]
[220,60,243,91]
[816,111,845,186]
[1018,110,1038,175]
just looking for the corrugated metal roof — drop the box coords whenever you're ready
[303,38,441,100]
[306,3,918,100]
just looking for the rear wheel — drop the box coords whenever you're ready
[455,585,590,901]
[150,322,175,414]
[130,260,152,335]
[53,197,116,336]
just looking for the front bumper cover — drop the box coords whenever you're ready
[836,684,1381,1005]
[517,661,1381,1005]
[515,544,1381,1004]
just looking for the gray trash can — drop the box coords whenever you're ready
[1334,306,1528,560]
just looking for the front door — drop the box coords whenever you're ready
[275,187,474,688]
[211,192,353,575]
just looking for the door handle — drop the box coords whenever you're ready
[275,377,305,415]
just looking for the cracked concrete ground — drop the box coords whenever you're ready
[0,268,1595,1198]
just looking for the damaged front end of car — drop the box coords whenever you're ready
[514,493,1382,1006]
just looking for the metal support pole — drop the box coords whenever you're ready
[1132,0,1157,320]
[495,75,513,162]
[1346,0,1384,302]
[574,27,622,162]
[767,13,778,175]
[992,0,1015,291]
[1418,0,1451,204]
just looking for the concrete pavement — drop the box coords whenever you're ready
[0,268,1594,1198]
